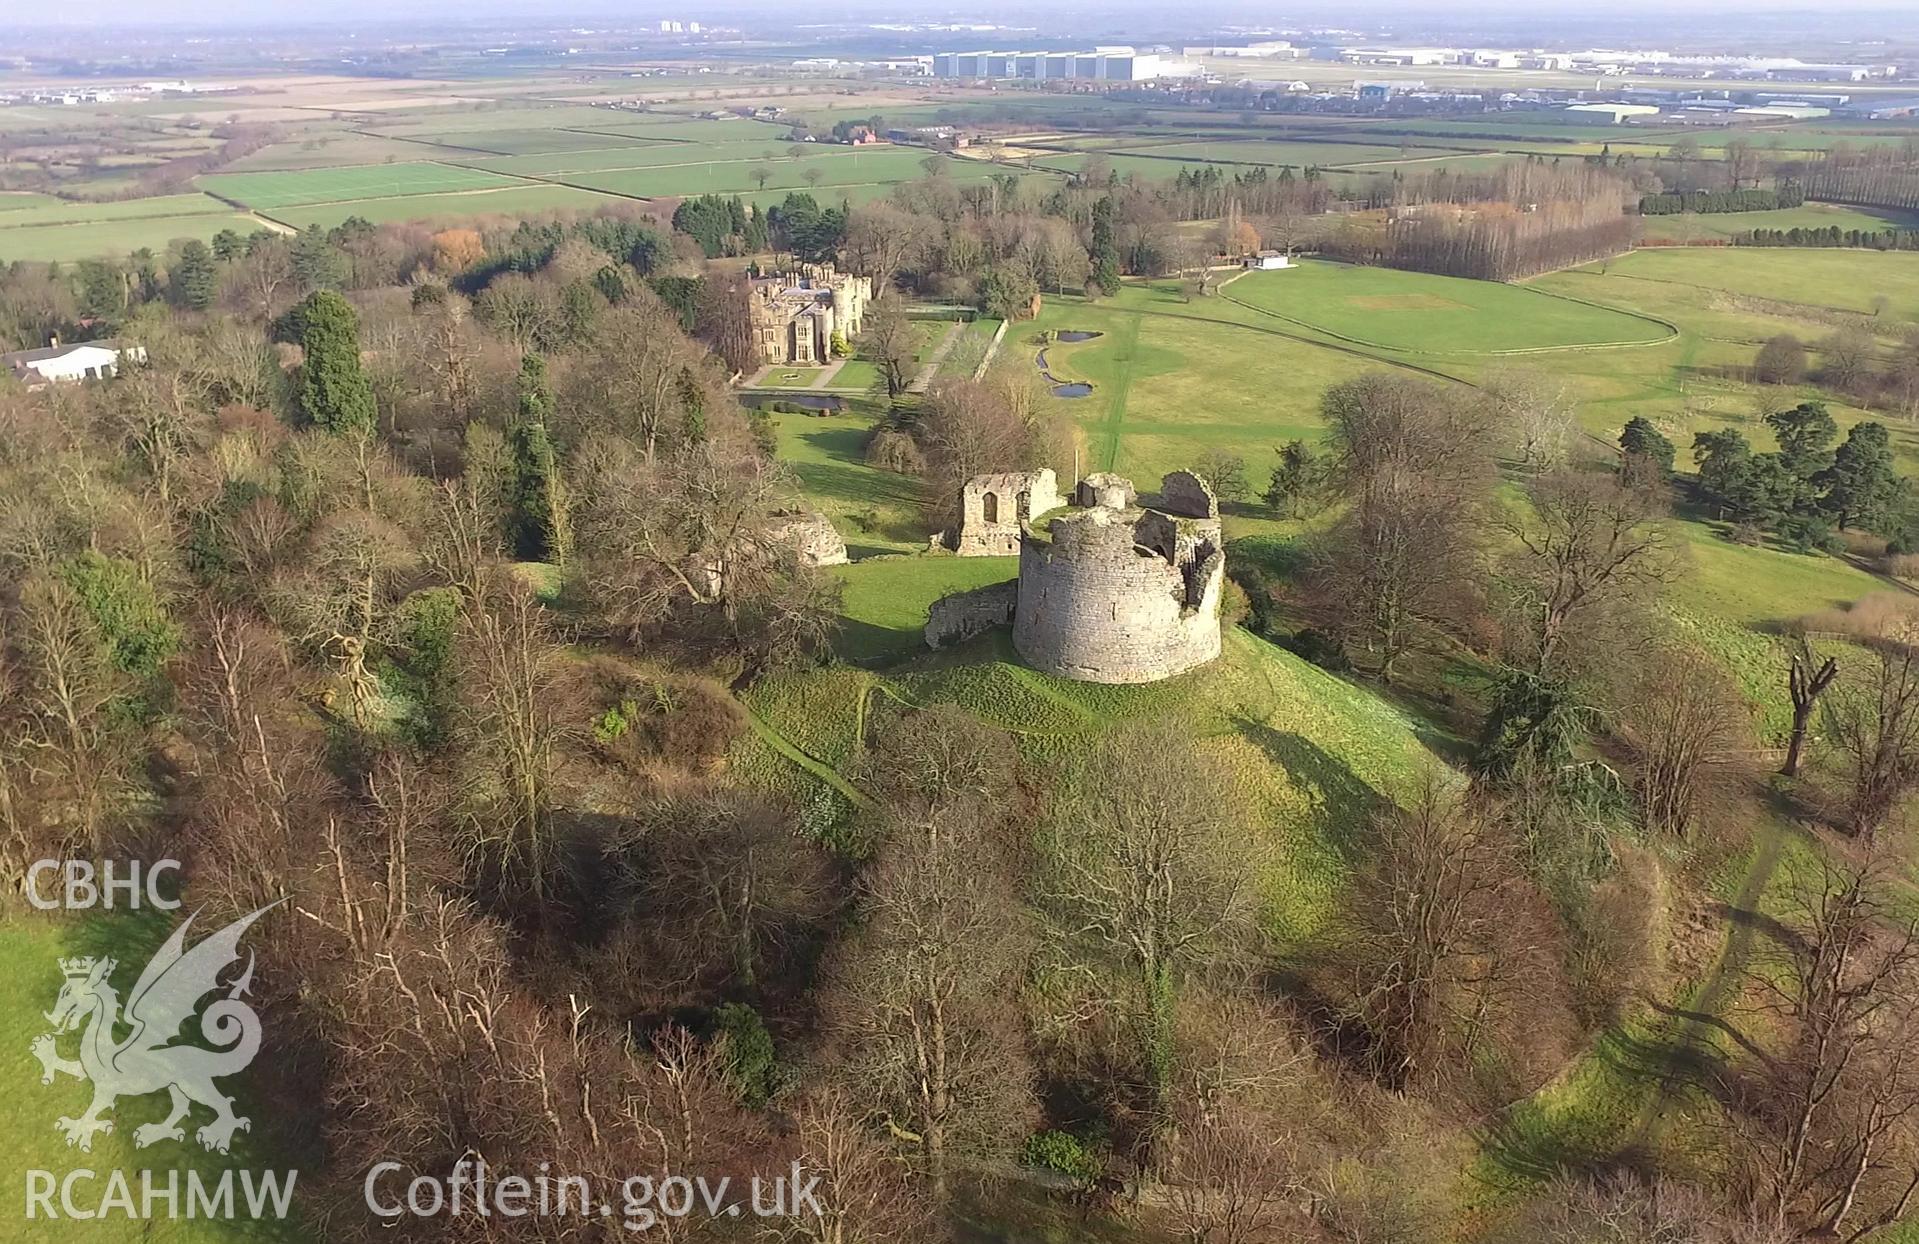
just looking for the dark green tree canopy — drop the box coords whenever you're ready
[293,289,377,438]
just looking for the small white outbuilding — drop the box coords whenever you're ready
[2,337,145,386]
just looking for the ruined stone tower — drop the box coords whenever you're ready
[925,470,1225,684]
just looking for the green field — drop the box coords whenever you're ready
[454,139,800,177]
[277,184,634,229]
[0,192,63,212]
[198,162,527,210]
[557,147,979,199]
[0,213,263,264]
[559,117,796,144]
[403,127,665,155]
[1227,261,1674,354]
[1596,247,1919,319]
[221,133,444,172]
[1123,138,1436,167]
[1636,202,1919,242]
[0,193,241,229]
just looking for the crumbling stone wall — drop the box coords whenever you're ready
[951,469,1063,556]
[1156,469,1218,520]
[925,580,1018,649]
[768,510,848,567]
[1012,500,1223,684]
[1077,472,1136,511]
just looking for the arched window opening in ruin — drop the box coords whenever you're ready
[982,492,999,524]
[1016,489,1031,520]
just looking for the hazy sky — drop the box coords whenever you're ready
[9,0,1919,20]
[5,0,1918,35]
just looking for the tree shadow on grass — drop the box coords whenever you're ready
[1235,717,1386,864]
[1474,1024,1673,1194]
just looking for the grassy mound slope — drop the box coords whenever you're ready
[735,627,1445,942]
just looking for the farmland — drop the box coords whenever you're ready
[198,161,530,211]
[0,65,1912,259]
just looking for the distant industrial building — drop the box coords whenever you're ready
[1182,41,1301,59]
[931,49,1199,82]
[1562,102,1663,123]
[1338,47,1456,67]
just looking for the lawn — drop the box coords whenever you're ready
[1636,202,1919,243]
[1226,260,1675,355]
[0,911,309,1242]
[1499,258,1919,498]
[1668,523,1886,629]
[198,161,527,210]
[767,407,928,554]
[1595,247,1919,319]
[1017,290,1389,504]
[829,557,1021,662]
[737,624,1441,941]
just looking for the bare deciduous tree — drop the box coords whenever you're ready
[1616,643,1746,836]
[1502,468,1678,676]
[1733,855,1919,1241]
[1342,780,1507,1091]
[1784,639,1840,778]
[1042,724,1267,1143]
[1824,624,1919,837]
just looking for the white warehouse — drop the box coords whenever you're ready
[931,49,1198,81]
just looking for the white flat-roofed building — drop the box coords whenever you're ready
[1562,102,1663,123]
[932,49,1196,81]
[2,338,144,387]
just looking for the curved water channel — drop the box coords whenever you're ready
[1036,331,1102,398]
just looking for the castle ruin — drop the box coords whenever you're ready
[925,470,1225,684]
[942,469,1065,557]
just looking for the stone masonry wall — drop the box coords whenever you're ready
[953,469,1063,556]
[768,511,848,567]
[925,580,1019,649]
[1012,509,1222,683]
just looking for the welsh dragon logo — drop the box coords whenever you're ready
[31,903,279,1154]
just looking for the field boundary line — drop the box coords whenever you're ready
[1110,296,1477,386]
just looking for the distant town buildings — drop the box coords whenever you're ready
[1322,45,1897,83]
[931,49,1200,82]
[0,80,212,107]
